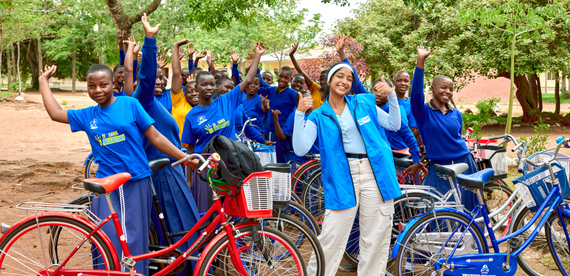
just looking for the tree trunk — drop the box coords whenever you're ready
[11,45,16,82]
[514,74,539,122]
[527,74,539,112]
[555,73,561,115]
[37,37,42,73]
[537,74,543,112]
[7,46,11,92]
[105,0,162,37]
[16,41,21,95]
[72,50,76,95]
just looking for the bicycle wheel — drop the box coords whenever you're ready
[197,225,307,276]
[394,210,487,276]
[343,192,438,267]
[84,154,99,179]
[279,201,321,236]
[290,193,302,204]
[546,208,570,275]
[483,179,514,226]
[260,214,324,276]
[292,160,320,198]
[0,216,117,274]
[300,169,324,226]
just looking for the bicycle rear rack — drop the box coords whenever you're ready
[16,202,88,213]
[71,183,85,190]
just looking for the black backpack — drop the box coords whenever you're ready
[202,135,264,196]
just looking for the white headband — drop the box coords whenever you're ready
[327,63,353,83]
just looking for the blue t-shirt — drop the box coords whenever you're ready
[257,69,297,133]
[398,98,417,128]
[235,105,265,143]
[132,37,181,162]
[68,96,154,180]
[283,108,319,162]
[241,95,266,133]
[181,85,243,153]
[156,89,173,113]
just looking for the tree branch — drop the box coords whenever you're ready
[490,22,512,34]
[129,0,162,25]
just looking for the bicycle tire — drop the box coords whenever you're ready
[292,160,320,198]
[545,208,570,275]
[197,225,307,276]
[279,200,321,236]
[260,213,324,276]
[482,180,514,231]
[394,210,487,276]
[343,192,439,267]
[0,215,117,273]
[290,192,302,204]
[300,168,324,226]
[84,154,99,179]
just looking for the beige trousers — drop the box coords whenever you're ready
[307,158,394,276]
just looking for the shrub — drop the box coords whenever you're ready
[561,88,570,99]
[519,118,550,156]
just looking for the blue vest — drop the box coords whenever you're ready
[308,94,402,210]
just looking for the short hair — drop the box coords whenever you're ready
[215,76,233,86]
[393,70,409,80]
[278,66,293,75]
[184,81,196,91]
[113,65,124,73]
[181,68,190,74]
[320,70,329,77]
[88,64,113,80]
[372,78,393,89]
[295,90,311,104]
[189,67,203,76]
[262,71,273,76]
[432,75,453,87]
[196,71,213,84]
[292,73,304,81]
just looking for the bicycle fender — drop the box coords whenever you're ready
[192,221,259,275]
[83,152,93,166]
[390,208,488,259]
[0,211,120,269]
[398,189,445,202]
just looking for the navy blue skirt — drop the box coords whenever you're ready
[424,153,479,212]
[92,176,152,274]
[190,169,213,214]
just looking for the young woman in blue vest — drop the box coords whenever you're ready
[410,46,478,212]
[293,62,402,276]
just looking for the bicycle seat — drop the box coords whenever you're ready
[433,163,468,178]
[83,173,131,194]
[394,156,413,168]
[149,158,171,173]
[457,168,495,190]
[392,151,410,159]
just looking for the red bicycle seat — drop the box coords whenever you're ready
[83,173,131,194]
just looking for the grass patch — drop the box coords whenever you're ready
[541,93,570,103]
[0,91,11,98]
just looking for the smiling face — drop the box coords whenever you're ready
[216,79,234,96]
[87,71,114,107]
[197,74,216,100]
[185,82,199,106]
[247,77,260,97]
[262,72,273,85]
[113,67,125,85]
[291,76,305,92]
[394,71,410,97]
[328,68,353,97]
[277,70,292,89]
[181,69,190,84]
[154,69,164,96]
[221,70,229,78]
[431,77,454,105]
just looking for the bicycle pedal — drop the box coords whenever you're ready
[120,257,136,270]
[507,237,522,249]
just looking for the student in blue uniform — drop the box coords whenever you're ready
[242,76,269,136]
[38,14,187,275]
[117,33,138,96]
[112,65,126,96]
[235,104,274,146]
[262,71,274,85]
[256,64,297,163]
[410,46,478,211]
[290,73,305,92]
[181,43,265,213]
[214,77,234,99]
[124,33,201,274]
[293,61,401,276]
[393,70,419,138]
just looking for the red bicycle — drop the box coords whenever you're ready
[0,153,306,275]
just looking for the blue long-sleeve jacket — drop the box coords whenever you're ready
[380,102,421,164]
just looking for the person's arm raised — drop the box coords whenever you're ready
[124,37,136,96]
[410,46,430,123]
[171,39,191,94]
[187,43,195,70]
[230,50,241,85]
[39,66,69,124]
[336,35,368,94]
[289,42,314,90]
[194,50,207,67]
[118,30,125,65]
[206,54,216,73]
[239,43,265,92]
[134,13,160,104]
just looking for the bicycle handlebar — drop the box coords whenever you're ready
[237,118,258,138]
[523,137,565,169]
[172,153,221,174]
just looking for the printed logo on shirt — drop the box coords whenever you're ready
[198,116,208,125]
[204,119,230,134]
[90,118,98,129]
[93,131,125,146]
[358,116,371,126]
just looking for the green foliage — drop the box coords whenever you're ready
[475,97,500,121]
[542,92,570,103]
[562,89,570,100]
[61,100,68,105]
[519,119,550,156]
[462,97,500,138]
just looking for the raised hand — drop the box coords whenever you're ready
[187,43,196,57]
[207,54,216,64]
[254,42,266,57]
[244,53,254,73]
[417,45,432,60]
[271,109,282,120]
[230,50,240,64]
[196,50,207,60]
[335,35,346,53]
[186,75,196,82]
[179,47,185,60]
[297,92,313,113]
[289,42,299,56]
[117,30,125,49]
[260,95,270,112]
[141,13,161,39]
[133,41,141,60]
[39,65,57,81]
[157,51,168,68]
[373,76,393,95]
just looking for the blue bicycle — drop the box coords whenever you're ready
[392,135,570,276]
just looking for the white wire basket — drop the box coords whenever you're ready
[264,163,292,206]
[254,145,277,166]
[478,145,508,177]
[224,171,273,218]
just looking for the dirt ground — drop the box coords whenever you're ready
[1,91,569,275]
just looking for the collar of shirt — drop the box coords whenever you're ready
[275,86,289,94]
[429,99,454,113]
